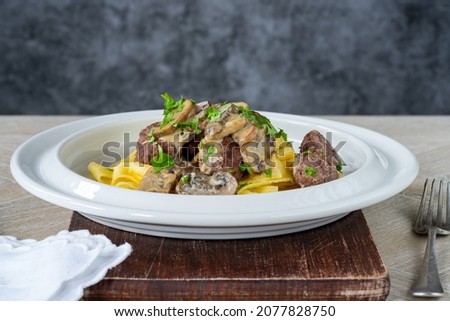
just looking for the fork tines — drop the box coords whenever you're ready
[415,178,450,234]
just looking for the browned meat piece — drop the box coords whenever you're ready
[135,122,158,164]
[134,121,182,164]
[199,136,243,181]
[222,136,244,181]
[293,130,340,188]
[182,139,200,162]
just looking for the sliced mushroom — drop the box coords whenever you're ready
[138,168,179,193]
[204,122,223,138]
[176,171,238,195]
[195,100,211,112]
[232,124,259,146]
[219,116,248,139]
[157,130,195,155]
[153,99,195,136]
[231,101,250,108]
[205,115,247,140]
[198,142,223,175]
[240,127,271,173]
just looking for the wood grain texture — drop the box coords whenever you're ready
[69,210,389,301]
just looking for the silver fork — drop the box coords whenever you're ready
[410,178,450,297]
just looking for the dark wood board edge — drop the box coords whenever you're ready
[70,210,390,301]
[84,277,390,301]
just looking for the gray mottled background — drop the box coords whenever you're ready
[1,0,449,115]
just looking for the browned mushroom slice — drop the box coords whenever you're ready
[138,168,178,194]
[156,130,195,160]
[176,171,238,195]
[238,127,271,173]
[232,101,250,108]
[195,100,211,111]
[232,124,259,146]
[204,115,247,141]
[153,99,195,136]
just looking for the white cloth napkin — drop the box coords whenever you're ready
[0,230,132,301]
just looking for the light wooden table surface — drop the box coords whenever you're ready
[1,115,449,301]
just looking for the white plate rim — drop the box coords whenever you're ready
[10,111,419,231]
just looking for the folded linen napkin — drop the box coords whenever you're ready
[0,230,132,300]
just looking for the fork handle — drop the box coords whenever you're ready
[411,227,444,297]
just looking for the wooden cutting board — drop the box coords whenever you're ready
[69,210,389,300]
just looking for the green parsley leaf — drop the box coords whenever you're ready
[180,174,190,185]
[304,167,317,177]
[254,113,271,129]
[336,159,343,173]
[160,111,174,128]
[239,182,250,188]
[204,144,216,162]
[147,128,156,143]
[266,125,278,136]
[207,144,215,154]
[160,93,185,129]
[174,117,202,135]
[206,106,221,122]
[275,129,288,141]
[161,93,184,113]
[206,104,232,122]
[151,145,174,173]
[239,163,252,173]
[238,106,257,123]
[265,168,272,178]
[238,106,287,140]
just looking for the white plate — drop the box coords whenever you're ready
[10,111,418,239]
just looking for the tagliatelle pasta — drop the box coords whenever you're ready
[236,139,297,194]
[88,151,151,190]
[87,162,113,185]
[89,149,296,194]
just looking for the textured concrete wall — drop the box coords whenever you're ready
[1,0,449,115]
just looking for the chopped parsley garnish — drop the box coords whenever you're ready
[180,174,190,185]
[207,144,215,155]
[174,117,202,134]
[275,129,288,141]
[206,106,221,122]
[336,159,343,173]
[206,104,232,122]
[239,163,252,173]
[151,144,174,173]
[161,93,184,112]
[147,128,156,143]
[238,105,287,140]
[160,93,185,129]
[304,167,317,177]
[238,106,257,123]
[265,168,272,178]
[204,144,216,162]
